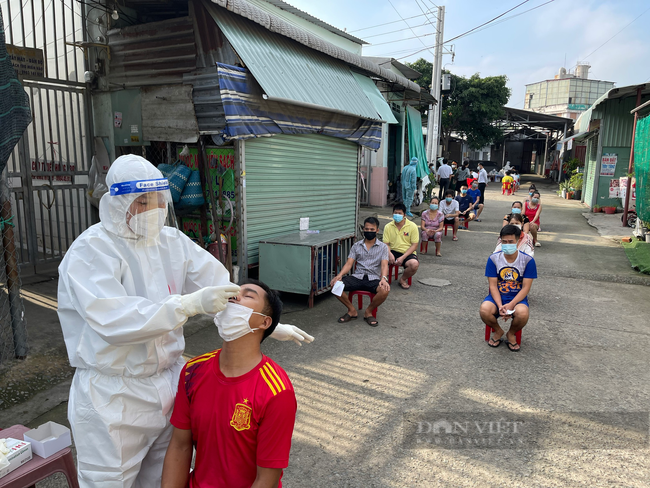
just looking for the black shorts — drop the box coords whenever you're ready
[391,250,418,268]
[342,275,380,293]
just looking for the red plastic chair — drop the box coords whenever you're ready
[444,222,454,236]
[348,290,377,318]
[458,216,470,229]
[485,324,522,345]
[0,425,79,488]
[388,264,412,286]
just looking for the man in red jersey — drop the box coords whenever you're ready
[162,280,296,488]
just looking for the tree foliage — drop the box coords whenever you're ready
[405,59,511,151]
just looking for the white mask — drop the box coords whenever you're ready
[513,224,522,230]
[213,302,268,342]
[128,208,167,240]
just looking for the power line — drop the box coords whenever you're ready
[348,12,429,33]
[392,0,555,60]
[386,0,435,55]
[444,0,531,44]
[361,21,431,39]
[368,29,436,47]
[572,5,650,69]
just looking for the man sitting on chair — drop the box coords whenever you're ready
[480,224,537,352]
[330,217,390,327]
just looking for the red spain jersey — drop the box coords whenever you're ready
[170,349,297,488]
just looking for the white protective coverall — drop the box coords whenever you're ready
[57,156,234,487]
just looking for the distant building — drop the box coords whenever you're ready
[524,65,614,120]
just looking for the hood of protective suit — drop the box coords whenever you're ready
[99,155,167,239]
[410,157,418,166]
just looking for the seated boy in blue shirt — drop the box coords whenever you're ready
[480,224,537,351]
[466,181,484,221]
[454,185,476,223]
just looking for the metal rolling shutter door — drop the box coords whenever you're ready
[245,134,358,264]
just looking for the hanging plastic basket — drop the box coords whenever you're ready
[157,162,176,178]
[168,163,192,203]
[178,170,205,208]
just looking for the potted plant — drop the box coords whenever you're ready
[603,206,616,214]
[568,191,574,199]
[559,181,570,199]
[593,205,601,213]
[569,173,583,200]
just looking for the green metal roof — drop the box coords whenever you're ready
[206,3,384,121]
[352,72,398,124]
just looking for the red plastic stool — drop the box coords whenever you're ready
[484,324,522,345]
[458,217,470,229]
[388,264,412,286]
[348,290,377,318]
[444,222,455,236]
[420,241,428,253]
[0,424,80,488]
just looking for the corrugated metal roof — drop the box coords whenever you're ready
[364,56,422,80]
[183,70,226,134]
[352,72,398,124]
[257,0,367,44]
[208,0,420,93]
[107,17,197,87]
[206,3,382,121]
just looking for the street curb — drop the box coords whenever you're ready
[1,379,71,427]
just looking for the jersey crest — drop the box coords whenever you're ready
[230,402,253,431]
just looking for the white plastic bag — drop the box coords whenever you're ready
[86,155,108,208]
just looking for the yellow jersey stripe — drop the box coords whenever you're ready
[259,367,277,396]
[265,363,286,391]
[263,364,283,393]
[187,353,217,367]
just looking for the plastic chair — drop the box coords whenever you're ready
[0,425,79,488]
[458,216,470,230]
[444,222,454,236]
[420,241,428,253]
[388,264,412,286]
[348,290,377,318]
[484,324,522,345]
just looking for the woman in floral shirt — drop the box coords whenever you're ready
[420,197,445,257]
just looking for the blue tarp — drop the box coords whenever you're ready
[0,7,31,171]
[216,63,383,150]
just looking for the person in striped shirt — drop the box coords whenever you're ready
[162,280,296,488]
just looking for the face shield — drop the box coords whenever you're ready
[99,155,177,243]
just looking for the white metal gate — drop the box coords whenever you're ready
[2,0,93,271]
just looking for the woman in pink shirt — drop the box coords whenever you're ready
[420,197,445,257]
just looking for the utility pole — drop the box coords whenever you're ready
[426,5,445,169]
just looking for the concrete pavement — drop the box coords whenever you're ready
[2,175,649,487]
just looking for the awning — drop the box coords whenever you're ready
[205,2,385,121]
[352,72,398,124]
[558,130,591,144]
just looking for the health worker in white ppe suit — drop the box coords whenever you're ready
[57,155,312,488]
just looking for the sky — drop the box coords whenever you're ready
[284,0,650,108]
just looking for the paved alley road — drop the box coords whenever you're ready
[183,175,649,488]
[8,176,649,488]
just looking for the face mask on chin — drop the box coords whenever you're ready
[213,302,268,342]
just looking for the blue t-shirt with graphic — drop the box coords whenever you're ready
[485,251,537,302]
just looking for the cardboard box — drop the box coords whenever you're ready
[0,438,32,479]
[23,422,72,458]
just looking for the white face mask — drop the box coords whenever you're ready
[513,224,522,230]
[213,302,268,342]
[128,207,167,240]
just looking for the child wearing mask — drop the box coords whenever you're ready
[480,225,537,352]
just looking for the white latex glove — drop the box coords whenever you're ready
[180,285,240,317]
[270,323,315,346]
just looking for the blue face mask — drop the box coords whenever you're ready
[511,208,522,214]
[529,192,534,196]
[445,197,453,203]
[502,243,518,255]
[393,214,404,223]
[430,204,438,211]
[461,189,467,194]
